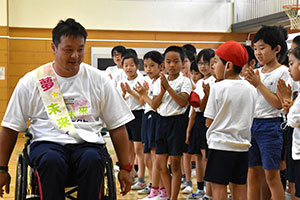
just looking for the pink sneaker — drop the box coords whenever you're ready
[159,188,168,199]
[147,187,159,198]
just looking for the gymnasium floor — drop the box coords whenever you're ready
[4,132,191,200]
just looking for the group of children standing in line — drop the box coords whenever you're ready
[104,25,300,200]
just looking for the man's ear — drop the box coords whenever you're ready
[51,42,57,55]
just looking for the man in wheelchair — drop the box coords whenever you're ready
[0,18,134,200]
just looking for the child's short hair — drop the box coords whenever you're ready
[293,35,300,47]
[122,53,139,66]
[164,46,185,62]
[291,46,300,60]
[190,61,199,72]
[196,48,215,63]
[111,45,126,57]
[183,48,195,62]
[216,41,248,74]
[254,25,288,60]
[125,48,138,58]
[143,51,163,65]
[183,44,197,56]
[244,46,257,65]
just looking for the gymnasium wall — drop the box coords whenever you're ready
[9,0,232,32]
[0,0,7,26]
[0,0,249,123]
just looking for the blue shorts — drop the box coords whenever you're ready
[141,111,159,153]
[126,110,143,142]
[187,112,207,155]
[155,114,186,156]
[248,118,283,170]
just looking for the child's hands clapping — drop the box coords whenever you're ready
[134,81,148,96]
[160,73,170,91]
[277,78,292,102]
[245,68,261,88]
[203,82,210,96]
[282,98,293,114]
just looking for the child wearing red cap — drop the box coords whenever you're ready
[245,25,289,200]
[203,40,257,200]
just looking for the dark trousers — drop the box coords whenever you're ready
[29,141,106,200]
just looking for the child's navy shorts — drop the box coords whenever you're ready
[248,117,283,170]
[125,110,143,142]
[187,112,207,155]
[204,149,248,185]
[155,114,186,156]
[141,111,159,153]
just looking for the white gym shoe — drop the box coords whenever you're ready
[140,195,160,200]
[182,185,193,194]
[132,181,147,190]
[138,186,151,194]
[113,165,120,172]
[187,189,205,199]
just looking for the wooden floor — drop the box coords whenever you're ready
[3,133,192,200]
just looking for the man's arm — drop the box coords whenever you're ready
[109,125,132,196]
[0,127,18,197]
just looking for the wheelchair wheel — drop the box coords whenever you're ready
[15,154,28,200]
[102,157,116,200]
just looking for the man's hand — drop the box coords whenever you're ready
[0,172,10,198]
[118,170,132,196]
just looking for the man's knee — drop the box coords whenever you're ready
[39,150,68,170]
[78,148,104,169]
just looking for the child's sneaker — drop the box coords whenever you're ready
[138,185,151,194]
[141,188,160,200]
[131,181,147,190]
[182,185,193,194]
[159,188,168,200]
[181,181,187,189]
[187,189,205,199]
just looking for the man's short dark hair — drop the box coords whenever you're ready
[52,18,87,47]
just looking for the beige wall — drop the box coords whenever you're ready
[0,0,7,26]
[9,0,233,32]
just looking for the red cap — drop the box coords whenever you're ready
[215,41,249,68]
[189,91,201,107]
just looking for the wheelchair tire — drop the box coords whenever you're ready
[15,154,27,200]
[102,157,117,200]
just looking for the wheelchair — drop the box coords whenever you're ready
[14,130,117,200]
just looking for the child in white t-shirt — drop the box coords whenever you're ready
[152,46,192,200]
[204,41,257,200]
[117,53,146,189]
[245,25,289,200]
[134,50,170,199]
[277,46,300,199]
[105,45,126,79]
[184,49,215,199]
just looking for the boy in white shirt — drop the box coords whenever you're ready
[105,45,126,79]
[245,25,289,200]
[152,46,192,200]
[204,41,257,200]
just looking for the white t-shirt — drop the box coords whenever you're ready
[152,74,192,117]
[254,66,290,118]
[1,62,134,145]
[117,75,145,111]
[287,95,300,160]
[204,79,257,152]
[193,75,216,112]
[144,76,157,114]
[105,65,119,77]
